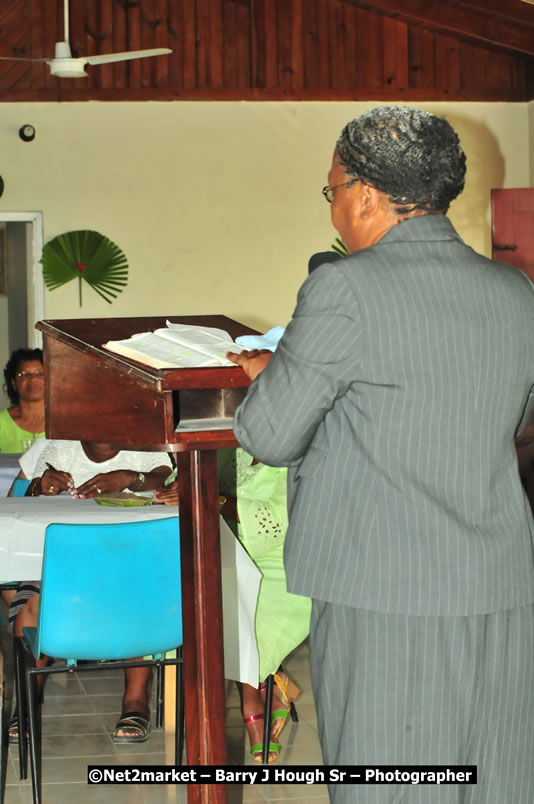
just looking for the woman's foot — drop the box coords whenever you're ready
[270,672,300,740]
[241,683,281,763]
[113,697,150,743]
[114,665,152,742]
[243,712,281,763]
[8,715,27,745]
[113,710,151,743]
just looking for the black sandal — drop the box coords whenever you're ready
[8,714,28,745]
[112,710,151,744]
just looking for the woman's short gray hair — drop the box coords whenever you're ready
[336,106,466,214]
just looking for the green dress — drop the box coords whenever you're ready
[218,448,311,683]
[0,408,45,453]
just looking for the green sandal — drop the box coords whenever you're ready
[244,712,281,763]
[271,673,300,739]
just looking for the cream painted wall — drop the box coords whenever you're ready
[0,100,529,334]
[529,101,534,185]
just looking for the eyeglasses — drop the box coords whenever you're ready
[322,181,354,203]
[16,371,44,379]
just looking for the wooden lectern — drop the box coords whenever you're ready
[36,315,258,804]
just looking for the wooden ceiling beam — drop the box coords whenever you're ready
[345,0,534,56]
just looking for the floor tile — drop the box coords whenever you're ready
[80,675,128,696]
[41,732,116,758]
[283,722,320,747]
[42,693,98,716]
[228,786,269,803]
[3,787,24,803]
[42,671,85,696]
[138,786,189,804]
[256,784,329,801]
[41,712,109,735]
[18,782,145,803]
[265,797,330,804]
[6,757,22,789]
[88,693,126,715]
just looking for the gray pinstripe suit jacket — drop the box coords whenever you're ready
[234,214,534,616]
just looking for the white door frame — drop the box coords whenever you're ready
[0,211,44,347]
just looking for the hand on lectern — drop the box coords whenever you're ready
[226,349,272,381]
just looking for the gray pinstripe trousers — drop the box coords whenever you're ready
[310,600,534,803]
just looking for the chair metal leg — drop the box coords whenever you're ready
[0,650,7,804]
[175,646,184,766]
[261,669,299,764]
[262,675,274,765]
[155,663,164,729]
[13,637,28,779]
[24,661,42,804]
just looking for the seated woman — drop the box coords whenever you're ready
[155,447,311,762]
[0,348,45,453]
[9,439,173,745]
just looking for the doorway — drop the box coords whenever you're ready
[0,212,44,408]
[491,188,534,283]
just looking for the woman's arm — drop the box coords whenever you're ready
[26,466,73,496]
[73,465,172,499]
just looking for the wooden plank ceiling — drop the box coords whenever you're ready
[0,0,532,102]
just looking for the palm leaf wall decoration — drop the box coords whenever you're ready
[41,230,128,306]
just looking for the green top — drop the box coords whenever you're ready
[0,408,45,453]
[218,448,310,681]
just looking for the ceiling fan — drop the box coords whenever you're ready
[0,0,172,78]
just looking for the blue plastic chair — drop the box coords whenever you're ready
[18,517,183,804]
[11,478,30,497]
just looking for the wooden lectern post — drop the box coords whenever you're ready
[36,315,258,804]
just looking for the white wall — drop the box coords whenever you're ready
[0,100,530,333]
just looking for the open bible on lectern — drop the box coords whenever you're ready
[102,321,242,369]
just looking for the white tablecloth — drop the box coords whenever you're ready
[0,454,22,497]
[0,496,260,685]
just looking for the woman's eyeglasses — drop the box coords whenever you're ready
[322,180,354,203]
[16,371,44,379]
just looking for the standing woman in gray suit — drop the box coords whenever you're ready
[228,106,534,802]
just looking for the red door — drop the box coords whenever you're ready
[491,188,534,283]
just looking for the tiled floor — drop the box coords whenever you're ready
[2,634,328,804]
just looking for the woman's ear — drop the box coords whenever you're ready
[359,183,381,220]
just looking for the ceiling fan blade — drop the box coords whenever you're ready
[86,48,172,66]
[0,56,49,63]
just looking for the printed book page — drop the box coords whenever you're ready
[102,321,242,369]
